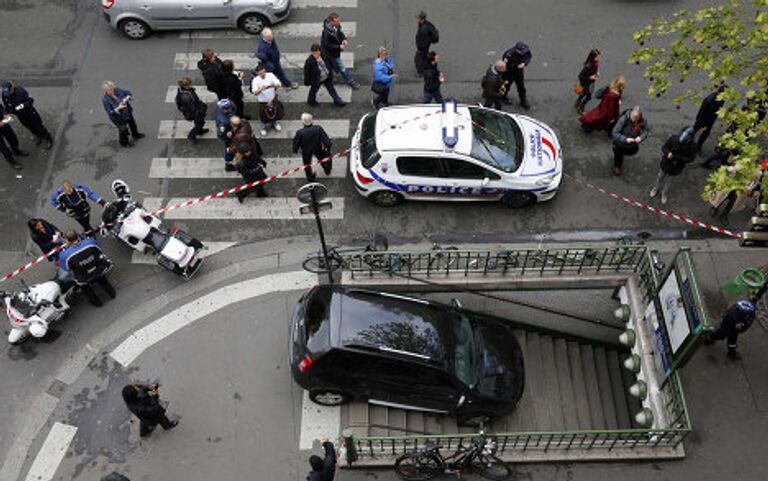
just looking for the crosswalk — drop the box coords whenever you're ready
[180,22,356,39]
[149,157,348,179]
[158,119,350,139]
[173,52,355,70]
[164,85,353,104]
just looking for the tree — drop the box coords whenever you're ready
[629,0,768,206]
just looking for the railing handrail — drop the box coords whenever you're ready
[349,427,692,442]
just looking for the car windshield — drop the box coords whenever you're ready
[453,314,478,389]
[359,113,381,168]
[468,107,523,173]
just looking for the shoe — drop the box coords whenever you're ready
[273,123,282,132]
[165,420,178,430]
[237,194,245,203]
[200,128,210,134]
[290,83,299,90]
[704,335,715,345]
[307,101,319,107]
[350,82,361,90]
[189,136,198,144]
[89,297,103,307]
[13,150,28,157]
[259,129,267,136]
[334,101,346,107]
[661,195,668,205]
[649,188,658,198]
[44,138,53,150]
[224,163,237,172]
[132,132,146,139]
[612,166,621,176]
[120,141,133,148]
[10,161,22,171]
[140,425,155,437]
[503,98,514,106]
[520,101,531,110]
[727,349,741,360]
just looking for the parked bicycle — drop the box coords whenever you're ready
[302,234,389,274]
[394,431,513,481]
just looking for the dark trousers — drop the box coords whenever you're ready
[269,64,292,88]
[576,82,593,109]
[702,151,729,169]
[301,150,332,181]
[414,49,429,75]
[373,87,390,109]
[81,275,115,305]
[483,97,503,110]
[422,90,444,104]
[139,412,174,437]
[694,119,715,151]
[18,108,52,141]
[232,97,245,118]
[308,78,343,105]
[613,142,640,168]
[73,213,94,234]
[237,176,267,199]
[188,112,207,140]
[0,125,20,163]
[117,116,140,147]
[503,70,526,103]
[709,323,739,349]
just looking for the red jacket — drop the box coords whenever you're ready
[580,90,621,131]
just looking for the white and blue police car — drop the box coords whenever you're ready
[349,99,562,208]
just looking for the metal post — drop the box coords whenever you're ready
[342,428,358,466]
[310,186,333,284]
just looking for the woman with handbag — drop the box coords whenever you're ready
[250,64,284,136]
[574,49,600,114]
[580,75,625,133]
[372,47,396,110]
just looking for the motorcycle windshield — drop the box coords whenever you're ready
[10,295,36,318]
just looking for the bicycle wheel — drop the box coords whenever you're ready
[472,453,513,481]
[394,453,442,481]
[302,253,342,274]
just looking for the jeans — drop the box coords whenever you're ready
[308,78,343,105]
[652,170,673,199]
[422,90,443,104]
[329,56,355,86]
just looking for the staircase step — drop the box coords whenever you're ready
[406,411,425,434]
[348,401,369,438]
[594,347,619,430]
[554,338,580,431]
[502,330,527,432]
[424,413,442,435]
[567,341,593,430]
[606,349,632,429]
[389,409,408,435]
[525,332,551,431]
[540,335,565,430]
[369,405,389,436]
[581,345,607,430]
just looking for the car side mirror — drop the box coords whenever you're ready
[450,298,462,309]
[457,394,467,409]
[481,177,490,187]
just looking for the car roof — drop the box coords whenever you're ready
[374,104,474,156]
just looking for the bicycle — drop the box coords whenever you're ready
[302,234,389,274]
[393,431,513,481]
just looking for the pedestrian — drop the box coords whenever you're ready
[250,64,284,136]
[694,84,726,154]
[197,49,226,100]
[580,75,626,133]
[0,104,28,170]
[611,105,649,176]
[705,300,757,359]
[221,60,246,118]
[481,60,507,110]
[121,383,178,438]
[215,98,235,144]
[225,116,263,172]
[292,112,333,181]
[102,81,144,148]
[234,142,268,202]
[307,437,337,481]
[414,11,439,77]
[650,126,696,205]
[502,41,532,110]
[2,81,53,149]
[422,51,444,104]
[372,47,396,110]
[256,27,297,90]
[574,49,600,114]
[27,218,63,262]
[50,180,106,235]
[303,44,346,107]
[321,13,360,89]
[708,159,765,221]
[58,230,115,307]
[174,78,209,144]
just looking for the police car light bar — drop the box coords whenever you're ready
[442,98,459,149]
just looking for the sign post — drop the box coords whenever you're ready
[297,183,334,284]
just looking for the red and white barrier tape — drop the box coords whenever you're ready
[566,174,743,238]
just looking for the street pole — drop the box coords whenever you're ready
[309,186,333,284]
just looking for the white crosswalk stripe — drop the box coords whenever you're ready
[158,119,349,140]
[149,157,348,179]
[164,85,352,103]
[293,0,358,8]
[181,22,356,39]
[142,197,345,220]
[174,52,354,70]
[131,241,236,264]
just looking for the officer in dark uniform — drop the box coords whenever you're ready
[705,300,756,359]
[2,81,53,150]
[307,437,337,481]
[50,180,105,234]
[58,230,115,307]
[121,383,178,438]
[0,103,28,170]
[502,41,532,110]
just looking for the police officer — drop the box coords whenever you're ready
[2,81,53,150]
[292,112,333,181]
[58,230,115,307]
[502,41,532,110]
[121,383,178,438]
[705,300,756,359]
[307,437,337,481]
[50,180,105,235]
[0,103,28,170]
[102,81,145,147]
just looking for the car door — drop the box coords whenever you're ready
[181,0,233,28]
[393,156,449,200]
[440,157,505,201]
[138,0,187,28]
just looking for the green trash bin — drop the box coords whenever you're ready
[722,268,766,298]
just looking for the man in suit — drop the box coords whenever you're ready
[304,44,345,107]
[292,112,333,181]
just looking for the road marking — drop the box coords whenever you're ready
[131,241,236,264]
[293,0,358,7]
[300,390,341,450]
[181,21,356,39]
[164,85,352,103]
[24,422,77,481]
[149,157,348,179]
[110,271,315,367]
[158,119,350,140]
[142,197,345,220]
[174,52,355,70]
[0,393,59,481]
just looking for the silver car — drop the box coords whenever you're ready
[100,0,291,40]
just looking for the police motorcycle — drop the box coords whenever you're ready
[101,180,204,279]
[0,274,76,344]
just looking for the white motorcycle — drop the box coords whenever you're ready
[101,180,204,279]
[1,276,75,344]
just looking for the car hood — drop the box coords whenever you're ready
[515,115,560,178]
[473,316,525,404]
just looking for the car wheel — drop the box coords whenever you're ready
[501,191,536,209]
[309,389,352,406]
[370,190,404,207]
[119,18,151,40]
[238,13,269,35]
[457,412,492,427]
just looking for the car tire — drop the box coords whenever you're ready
[309,389,352,406]
[501,191,536,209]
[119,18,151,40]
[238,13,269,35]
[370,190,404,207]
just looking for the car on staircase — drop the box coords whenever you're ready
[289,285,525,426]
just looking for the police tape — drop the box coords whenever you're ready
[0,109,444,284]
[566,174,743,239]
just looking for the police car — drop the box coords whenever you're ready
[349,100,562,208]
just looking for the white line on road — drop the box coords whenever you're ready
[293,0,357,8]
[164,85,352,103]
[158,119,350,140]
[300,390,340,450]
[110,271,315,366]
[131,241,236,264]
[149,157,348,179]
[24,422,77,481]
[141,197,345,220]
[174,52,355,70]
[181,22,356,39]
[0,393,60,481]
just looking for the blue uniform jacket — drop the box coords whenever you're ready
[50,184,103,217]
[58,237,102,273]
[2,84,34,113]
[102,87,134,125]
[373,56,395,88]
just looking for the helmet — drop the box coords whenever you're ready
[736,300,756,313]
[111,179,130,199]
[217,99,233,110]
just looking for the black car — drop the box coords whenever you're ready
[289,285,525,425]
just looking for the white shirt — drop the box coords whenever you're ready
[251,73,281,103]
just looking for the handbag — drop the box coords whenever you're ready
[261,95,284,122]
[371,81,387,94]
[573,83,585,96]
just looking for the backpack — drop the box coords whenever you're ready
[430,24,439,44]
